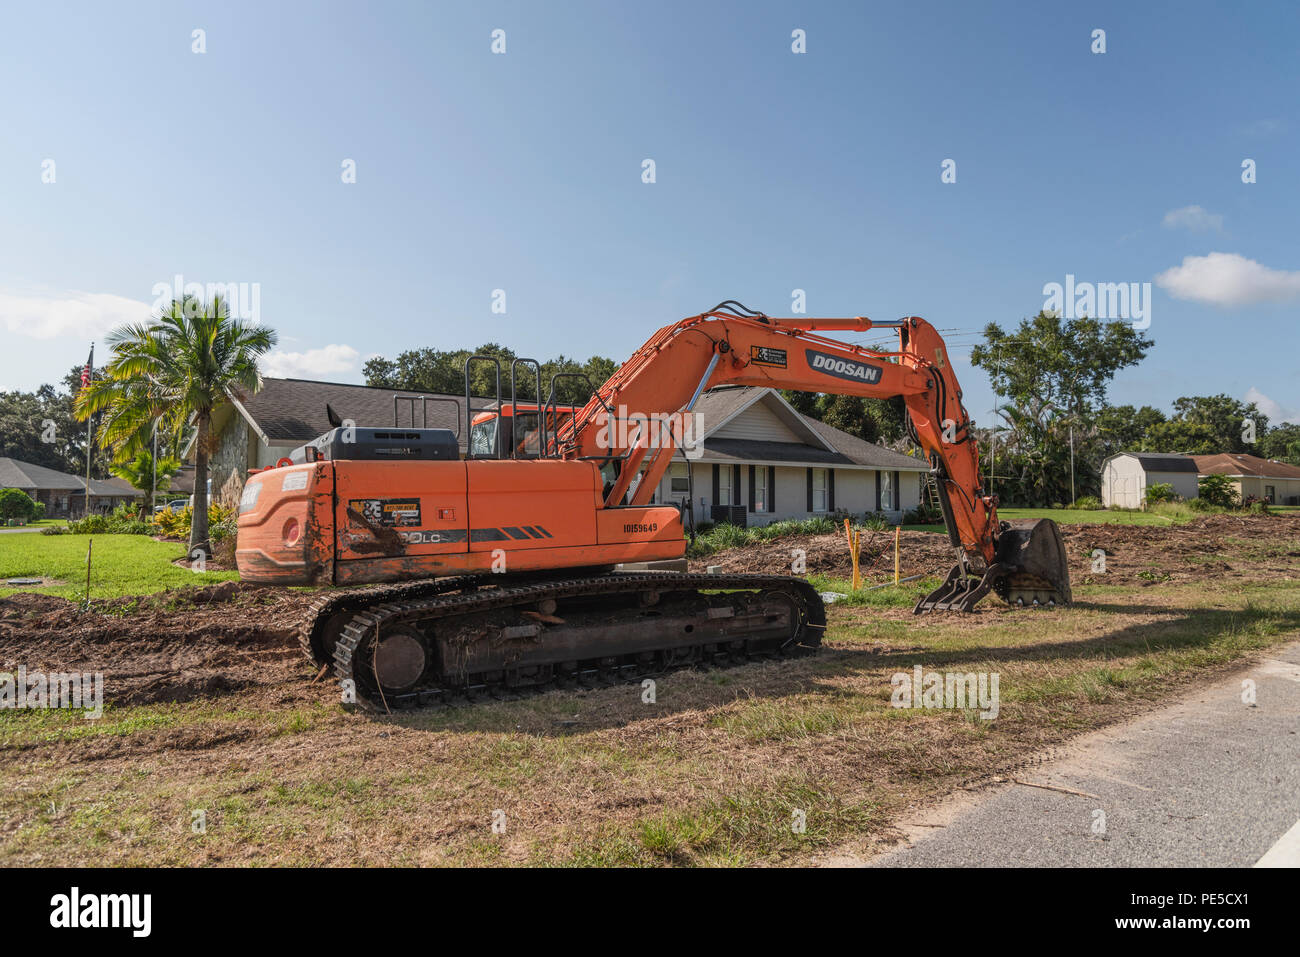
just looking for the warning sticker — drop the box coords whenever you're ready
[750,345,787,368]
[349,498,422,527]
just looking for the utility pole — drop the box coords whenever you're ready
[83,344,94,518]
[1069,424,1076,504]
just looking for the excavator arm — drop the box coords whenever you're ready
[558,302,1071,612]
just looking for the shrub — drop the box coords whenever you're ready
[67,509,151,535]
[0,488,40,522]
[903,504,941,524]
[860,511,890,531]
[1144,483,1176,505]
[1069,495,1102,510]
[40,525,67,535]
[1197,474,1239,509]
[150,502,236,540]
[67,514,112,534]
[1243,498,1272,516]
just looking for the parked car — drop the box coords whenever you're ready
[154,499,188,514]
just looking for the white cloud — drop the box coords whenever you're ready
[1161,205,1223,232]
[261,344,361,379]
[1154,252,1300,307]
[1245,387,1300,426]
[0,289,152,340]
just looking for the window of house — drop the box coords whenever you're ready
[880,470,893,511]
[754,467,767,513]
[670,463,689,495]
[1265,485,1276,504]
[812,468,828,512]
[718,467,732,506]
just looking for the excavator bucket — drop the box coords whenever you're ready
[914,518,1072,614]
[992,518,1073,607]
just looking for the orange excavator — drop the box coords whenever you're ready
[237,301,1070,709]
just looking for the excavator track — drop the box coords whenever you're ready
[310,572,825,712]
[296,575,483,665]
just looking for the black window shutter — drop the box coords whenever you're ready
[828,469,835,513]
[748,465,755,512]
[768,466,776,512]
[711,464,719,505]
[894,471,900,511]
[733,465,741,510]
[806,468,813,512]
[875,470,882,511]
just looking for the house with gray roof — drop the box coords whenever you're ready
[195,378,927,523]
[0,457,143,518]
[653,386,928,525]
[193,378,467,504]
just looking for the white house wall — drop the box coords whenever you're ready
[654,461,923,525]
[711,401,805,443]
[1151,470,1199,500]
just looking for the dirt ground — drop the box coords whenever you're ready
[0,583,317,711]
[690,513,1300,588]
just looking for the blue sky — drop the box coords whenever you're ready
[2,0,1297,426]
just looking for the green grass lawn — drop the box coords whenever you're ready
[0,532,237,600]
[998,506,1190,526]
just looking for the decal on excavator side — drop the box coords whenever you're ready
[750,345,787,368]
[805,348,883,384]
[349,498,422,527]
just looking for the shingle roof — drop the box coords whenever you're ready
[233,378,467,447]
[1191,452,1300,480]
[1118,452,1199,473]
[0,457,142,496]
[801,415,929,470]
[693,387,765,431]
[0,457,84,491]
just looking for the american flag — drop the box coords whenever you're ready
[80,345,93,390]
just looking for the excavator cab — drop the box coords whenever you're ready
[468,404,576,459]
[464,354,588,460]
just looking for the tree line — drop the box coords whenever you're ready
[364,345,618,406]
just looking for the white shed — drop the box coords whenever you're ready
[1101,452,1199,508]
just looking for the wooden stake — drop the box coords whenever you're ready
[894,526,901,585]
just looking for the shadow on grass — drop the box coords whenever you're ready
[375,602,1300,736]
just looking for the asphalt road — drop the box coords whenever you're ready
[870,641,1300,867]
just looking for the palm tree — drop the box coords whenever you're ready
[76,295,276,557]
[110,447,181,517]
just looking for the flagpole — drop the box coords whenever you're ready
[84,344,94,518]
